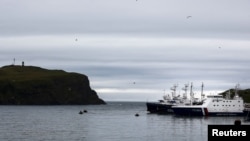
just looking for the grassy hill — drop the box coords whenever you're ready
[0,65,106,105]
[219,88,250,103]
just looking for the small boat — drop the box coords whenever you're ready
[172,84,247,116]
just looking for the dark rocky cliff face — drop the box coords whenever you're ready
[0,65,106,105]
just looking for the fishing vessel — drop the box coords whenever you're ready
[146,84,180,114]
[172,84,247,116]
[146,83,200,114]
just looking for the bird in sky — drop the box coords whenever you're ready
[75,38,78,41]
[186,16,192,19]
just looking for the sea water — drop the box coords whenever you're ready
[0,102,249,141]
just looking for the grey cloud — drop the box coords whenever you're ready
[1,0,250,38]
[1,0,250,101]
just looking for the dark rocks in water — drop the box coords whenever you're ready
[135,113,139,117]
[79,109,88,115]
[0,65,106,105]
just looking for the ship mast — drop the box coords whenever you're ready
[201,82,205,100]
[170,84,178,98]
[226,90,231,99]
[234,83,241,100]
[190,82,193,105]
[182,83,189,100]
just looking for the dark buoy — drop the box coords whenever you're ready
[83,110,88,113]
[234,119,241,125]
[135,113,139,117]
[79,111,83,114]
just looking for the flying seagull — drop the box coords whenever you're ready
[186,16,192,19]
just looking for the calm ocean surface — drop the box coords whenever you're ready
[1,102,249,141]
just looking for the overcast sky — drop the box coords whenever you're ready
[1,0,250,101]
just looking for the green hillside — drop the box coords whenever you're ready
[219,88,250,103]
[0,65,106,105]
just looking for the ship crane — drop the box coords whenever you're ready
[170,84,178,98]
[182,83,189,100]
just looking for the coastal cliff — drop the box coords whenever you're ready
[0,65,106,105]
